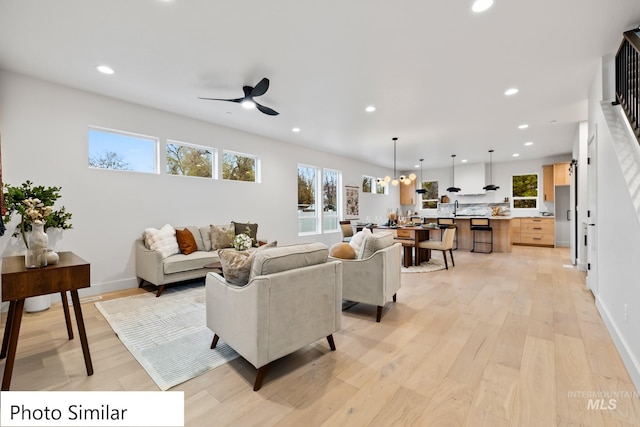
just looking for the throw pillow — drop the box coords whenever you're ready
[348,228,371,258]
[329,242,357,259]
[144,224,180,259]
[175,228,197,255]
[218,241,277,286]
[210,225,233,250]
[359,232,394,259]
[232,221,258,246]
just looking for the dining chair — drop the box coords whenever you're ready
[339,220,354,242]
[418,226,456,269]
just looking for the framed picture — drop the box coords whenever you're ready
[345,185,359,218]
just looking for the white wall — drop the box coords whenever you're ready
[0,71,398,298]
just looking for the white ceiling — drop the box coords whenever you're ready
[1,0,639,171]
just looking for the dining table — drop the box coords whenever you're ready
[354,223,437,266]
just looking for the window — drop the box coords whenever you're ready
[222,151,259,182]
[420,181,439,209]
[88,127,158,173]
[322,169,340,232]
[512,174,538,208]
[298,165,318,234]
[362,175,388,195]
[166,140,215,178]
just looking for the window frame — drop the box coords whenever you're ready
[420,180,439,209]
[511,173,539,209]
[222,150,261,183]
[166,139,217,179]
[298,164,319,235]
[88,126,159,174]
[322,168,341,233]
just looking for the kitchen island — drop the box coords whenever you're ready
[423,216,513,253]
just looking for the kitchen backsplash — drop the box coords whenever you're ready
[437,202,510,217]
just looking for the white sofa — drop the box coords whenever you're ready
[329,232,401,322]
[206,242,342,391]
[136,225,231,296]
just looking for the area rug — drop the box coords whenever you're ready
[401,258,447,273]
[95,283,238,390]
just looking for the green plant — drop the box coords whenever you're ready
[2,180,73,247]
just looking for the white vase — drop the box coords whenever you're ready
[25,295,51,313]
[25,222,48,268]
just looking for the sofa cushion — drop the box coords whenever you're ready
[199,226,212,251]
[348,228,371,257]
[185,226,205,251]
[217,241,277,286]
[163,250,220,274]
[176,228,198,255]
[360,232,394,259]
[144,224,180,259]
[329,242,357,259]
[249,242,328,280]
[232,221,258,246]
[210,225,232,250]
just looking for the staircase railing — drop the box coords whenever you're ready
[616,29,640,144]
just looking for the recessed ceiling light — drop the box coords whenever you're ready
[512,153,520,157]
[504,88,519,96]
[472,0,494,13]
[461,159,468,163]
[96,65,114,75]
[292,127,301,132]
[518,124,529,129]
[365,106,376,113]
[524,141,533,146]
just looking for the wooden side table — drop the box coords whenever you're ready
[1,251,93,390]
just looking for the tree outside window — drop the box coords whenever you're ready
[298,165,317,234]
[421,181,439,209]
[362,176,372,193]
[222,151,258,182]
[323,169,340,232]
[512,174,538,208]
[166,141,214,178]
[88,127,157,173]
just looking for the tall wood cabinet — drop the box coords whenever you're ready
[554,162,570,186]
[543,165,554,201]
[399,180,417,205]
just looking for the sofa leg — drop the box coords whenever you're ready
[211,334,219,349]
[393,293,397,303]
[138,278,145,288]
[254,365,268,391]
[376,306,383,322]
[156,285,165,298]
[326,334,336,351]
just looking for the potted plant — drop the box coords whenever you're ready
[2,180,73,311]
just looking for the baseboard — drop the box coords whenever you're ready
[596,298,640,393]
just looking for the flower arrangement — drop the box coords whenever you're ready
[233,233,253,251]
[2,180,73,248]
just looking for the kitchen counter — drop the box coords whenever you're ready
[423,216,512,252]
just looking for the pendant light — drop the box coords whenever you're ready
[416,158,426,194]
[446,154,461,192]
[376,137,416,187]
[483,149,500,191]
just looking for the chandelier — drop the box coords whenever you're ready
[377,137,416,187]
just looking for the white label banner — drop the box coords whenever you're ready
[0,391,184,426]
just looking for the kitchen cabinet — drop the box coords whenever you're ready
[399,179,416,205]
[511,218,521,244]
[554,162,570,186]
[519,217,554,247]
[543,165,554,202]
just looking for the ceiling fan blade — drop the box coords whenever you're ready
[251,78,269,97]
[198,97,243,103]
[255,101,279,116]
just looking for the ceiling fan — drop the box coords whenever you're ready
[198,77,279,116]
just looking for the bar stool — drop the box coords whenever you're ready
[436,218,458,250]
[470,218,493,253]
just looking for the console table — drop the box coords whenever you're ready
[1,251,93,390]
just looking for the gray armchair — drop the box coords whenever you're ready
[330,232,401,322]
[205,242,342,391]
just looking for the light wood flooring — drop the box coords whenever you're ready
[2,246,639,426]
